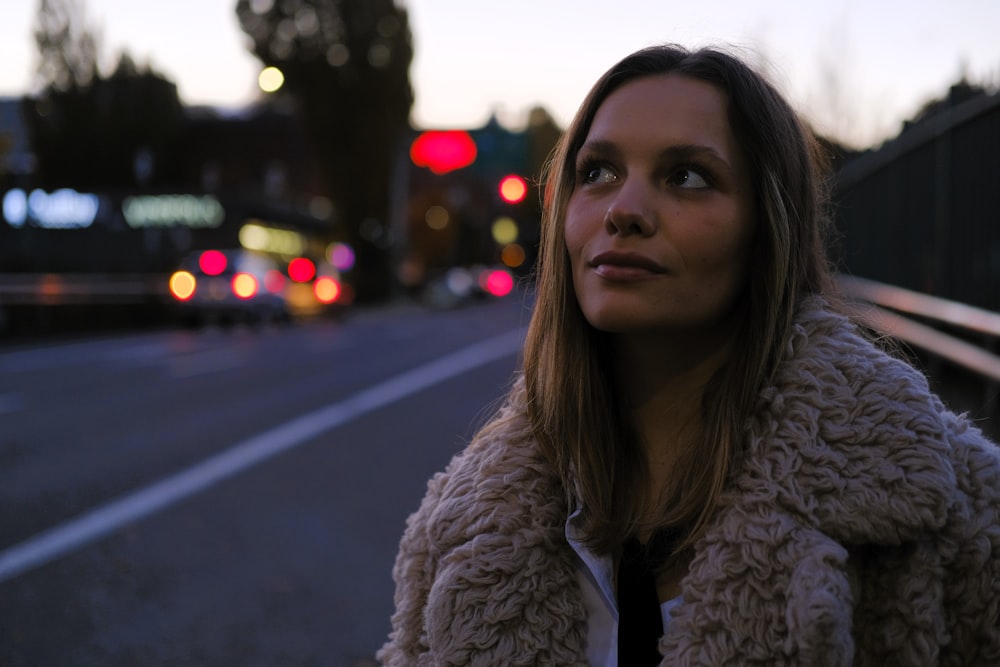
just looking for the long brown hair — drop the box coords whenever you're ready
[522,44,836,553]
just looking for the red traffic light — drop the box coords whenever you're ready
[498,174,527,204]
[410,130,478,175]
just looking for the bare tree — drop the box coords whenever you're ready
[32,0,101,92]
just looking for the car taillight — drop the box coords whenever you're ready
[288,257,316,283]
[232,273,258,299]
[314,276,341,304]
[264,269,285,294]
[169,271,196,301]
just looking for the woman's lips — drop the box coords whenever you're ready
[589,251,667,280]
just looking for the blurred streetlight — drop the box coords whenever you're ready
[258,66,285,93]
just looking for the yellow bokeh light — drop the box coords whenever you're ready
[492,216,519,245]
[258,66,285,93]
[425,205,450,230]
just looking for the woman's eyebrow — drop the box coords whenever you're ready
[576,139,621,160]
[658,144,731,169]
[579,139,731,170]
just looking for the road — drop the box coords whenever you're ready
[0,295,532,666]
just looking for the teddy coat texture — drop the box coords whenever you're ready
[379,301,1000,666]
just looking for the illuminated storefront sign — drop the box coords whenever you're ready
[122,194,225,228]
[2,188,101,229]
[239,220,306,257]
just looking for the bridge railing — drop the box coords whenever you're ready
[837,275,1000,428]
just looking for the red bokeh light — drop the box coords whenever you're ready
[264,269,286,294]
[482,269,514,297]
[498,175,528,204]
[288,257,316,283]
[410,130,477,175]
[199,250,227,276]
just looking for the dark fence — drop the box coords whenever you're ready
[833,90,1000,312]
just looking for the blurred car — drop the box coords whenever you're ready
[279,254,351,320]
[167,249,292,327]
[167,249,349,328]
[420,265,516,309]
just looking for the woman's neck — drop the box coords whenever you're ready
[614,330,733,493]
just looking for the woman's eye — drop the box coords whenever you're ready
[580,163,616,185]
[669,168,710,189]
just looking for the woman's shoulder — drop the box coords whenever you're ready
[414,379,567,543]
[781,297,933,394]
[441,377,545,479]
[741,296,1000,542]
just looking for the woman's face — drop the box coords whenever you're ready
[564,73,756,341]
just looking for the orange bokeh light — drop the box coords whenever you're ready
[232,273,258,299]
[499,175,527,204]
[169,271,196,301]
[314,276,341,303]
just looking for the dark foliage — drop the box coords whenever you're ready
[235,0,415,301]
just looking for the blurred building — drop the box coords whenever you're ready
[176,102,328,212]
[398,110,560,294]
[0,97,35,183]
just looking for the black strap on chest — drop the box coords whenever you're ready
[616,530,677,665]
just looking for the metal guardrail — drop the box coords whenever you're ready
[837,274,1000,385]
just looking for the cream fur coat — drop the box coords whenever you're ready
[379,301,1000,666]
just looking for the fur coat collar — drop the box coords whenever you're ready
[380,300,1000,666]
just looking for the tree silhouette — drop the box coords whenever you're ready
[27,0,183,190]
[32,0,99,93]
[235,0,415,302]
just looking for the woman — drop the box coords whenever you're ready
[379,44,1000,666]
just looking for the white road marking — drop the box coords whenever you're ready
[0,328,524,583]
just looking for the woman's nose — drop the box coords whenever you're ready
[603,182,656,237]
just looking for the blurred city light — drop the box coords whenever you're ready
[491,216,519,244]
[501,243,526,269]
[240,222,306,257]
[446,267,475,297]
[409,130,477,174]
[425,205,449,230]
[123,194,224,229]
[264,269,286,294]
[328,242,356,271]
[481,268,514,297]
[258,66,285,93]
[169,271,196,301]
[3,188,100,229]
[199,250,227,276]
[313,276,341,303]
[288,257,316,282]
[232,273,258,299]
[498,174,527,204]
